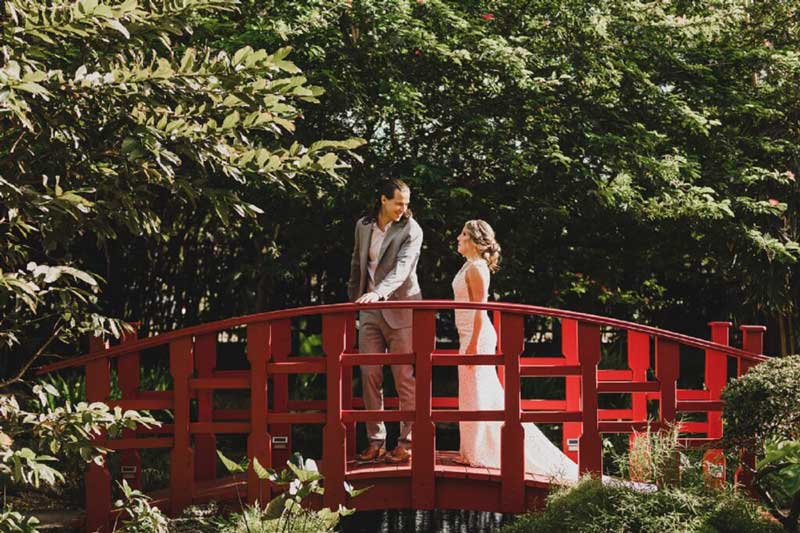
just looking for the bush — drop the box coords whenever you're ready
[722,355,800,451]
[215,451,367,533]
[0,386,161,530]
[501,478,781,533]
[616,423,683,488]
[722,355,800,531]
[503,426,781,533]
[113,480,169,533]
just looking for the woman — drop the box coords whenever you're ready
[452,220,579,482]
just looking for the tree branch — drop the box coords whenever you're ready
[754,483,791,529]
[0,323,63,389]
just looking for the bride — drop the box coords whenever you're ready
[452,220,579,482]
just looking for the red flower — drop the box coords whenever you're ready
[769,198,780,206]
[785,170,795,181]
[552,289,560,295]
[481,13,495,20]
[414,49,422,56]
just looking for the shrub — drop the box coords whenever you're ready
[722,354,800,531]
[215,451,367,533]
[503,425,781,533]
[722,354,800,451]
[113,480,169,533]
[616,422,683,487]
[0,385,160,531]
[501,478,781,533]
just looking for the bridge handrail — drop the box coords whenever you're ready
[57,302,767,528]
[36,300,767,375]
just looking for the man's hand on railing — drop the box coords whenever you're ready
[355,292,382,304]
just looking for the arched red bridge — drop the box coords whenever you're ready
[37,302,768,532]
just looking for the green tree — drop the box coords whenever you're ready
[0,0,364,377]
[163,0,797,350]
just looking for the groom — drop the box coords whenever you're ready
[348,178,423,464]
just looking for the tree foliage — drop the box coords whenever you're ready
[94,0,800,352]
[0,0,364,376]
[0,385,160,530]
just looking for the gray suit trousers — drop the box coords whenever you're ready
[358,310,415,447]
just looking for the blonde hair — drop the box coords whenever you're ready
[464,219,501,272]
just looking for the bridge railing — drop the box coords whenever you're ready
[36,301,768,531]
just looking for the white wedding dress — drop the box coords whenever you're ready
[454,258,579,482]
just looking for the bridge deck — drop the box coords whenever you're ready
[142,451,554,514]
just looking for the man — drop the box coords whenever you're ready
[348,178,423,464]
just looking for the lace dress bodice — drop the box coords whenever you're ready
[452,259,495,353]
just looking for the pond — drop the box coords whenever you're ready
[340,509,513,532]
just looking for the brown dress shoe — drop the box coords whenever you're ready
[385,446,412,464]
[356,443,386,463]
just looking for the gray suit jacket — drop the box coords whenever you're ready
[347,215,423,329]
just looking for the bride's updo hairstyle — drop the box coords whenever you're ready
[464,219,501,273]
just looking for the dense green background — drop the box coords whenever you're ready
[2,0,799,377]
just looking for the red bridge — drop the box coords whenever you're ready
[37,301,768,532]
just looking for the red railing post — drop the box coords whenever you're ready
[322,313,347,509]
[656,337,680,484]
[169,337,194,516]
[706,322,730,440]
[702,322,730,487]
[562,319,580,462]
[578,322,602,476]
[194,333,217,482]
[247,322,271,506]
[118,326,142,489]
[739,326,765,375]
[343,314,357,459]
[628,331,650,452]
[656,338,679,425]
[736,325,766,492]
[412,309,436,510]
[500,312,525,512]
[270,319,292,469]
[85,335,111,533]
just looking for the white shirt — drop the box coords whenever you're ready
[367,221,392,293]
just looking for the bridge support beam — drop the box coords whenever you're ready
[270,320,292,468]
[118,327,142,489]
[343,315,357,460]
[578,322,602,477]
[412,310,436,509]
[563,319,580,462]
[656,338,680,485]
[169,337,194,516]
[247,322,271,506]
[323,314,347,509]
[85,336,111,533]
[706,322,730,441]
[195,333,217,482]
[627,331,650,457]
[501,313,525,513]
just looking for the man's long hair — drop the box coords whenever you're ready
[364,178,413,222]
